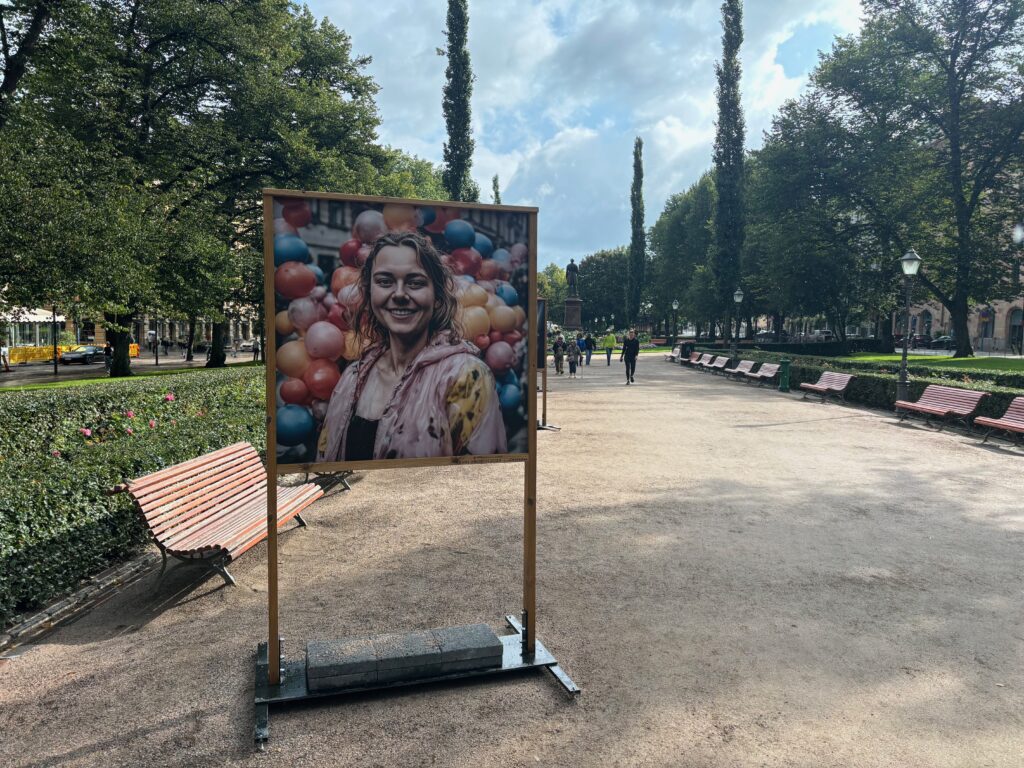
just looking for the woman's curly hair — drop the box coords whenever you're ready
[355,230,462,347]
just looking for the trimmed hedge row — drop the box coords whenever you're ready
[696,339,884,356]
[694,348,1023,419]
[0,367,265,627]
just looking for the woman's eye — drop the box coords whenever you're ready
[375,276,394,287]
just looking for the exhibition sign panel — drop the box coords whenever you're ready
[264,191,537,474]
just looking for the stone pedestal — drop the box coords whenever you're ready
[563,296,583,330]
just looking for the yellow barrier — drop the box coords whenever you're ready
[9,344,141,365]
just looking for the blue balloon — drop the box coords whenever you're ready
[496,283,519,306]
[308,264,325,284]
[455,274,476,284]
[274,234,310,266]
[277,405,315,446]
[501,369,519,386]
[444,219,476,249]
[419,207,436,226]
[491,248,511,267]
[498,383,522,411]
[473,233,494,259]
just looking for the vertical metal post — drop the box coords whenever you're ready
[778,358,791,392]
[52,307,58,376]
[897,275,911,402]
[523,212,538,657]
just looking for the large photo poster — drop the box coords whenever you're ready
[265,191,535,470]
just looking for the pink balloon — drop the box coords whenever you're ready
[304,321,347,360]
[336,283,362,311]
[304,358,341,401]
[353,210,387,244]
[280,377,311,405]
[275,262,316,299]
[273,217,297,236]
[311,285,327,301]
[509,243,528,263]
[484,341,515,375]
[287,296,321,331]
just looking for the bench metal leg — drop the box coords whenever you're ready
[213,561,236,587]
[980,428,993,444]
[294,513,308,528]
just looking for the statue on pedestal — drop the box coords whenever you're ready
[566,259,580,296]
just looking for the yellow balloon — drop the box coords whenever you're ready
[382,203,417,231]
[460,284,488,307]
[489,305,517,333]
[276,340,310,378]
[276,310,295,335]
[513,305,527,330]
[485,292,502,310]
[460,306,490,339]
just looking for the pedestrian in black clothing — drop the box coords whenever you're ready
[619,329,640,384]
[584,333,594,365]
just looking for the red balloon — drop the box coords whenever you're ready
[281,377,311,405]
[477,260,501,281]
[484,341,515,375]
[304,320,347,360]
[473,334,491,351]
[282,201,312,229]
[304,358,341,401]
[356,243,372,266]
[330,266,360,295]
[339,238,362,267]
[503,330,523,346]
[489,330,503,344]
[275,262,317,299]
[450,247,482,277]
[327,303,350,331]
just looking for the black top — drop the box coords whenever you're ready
[345,415,379,461]
[622,337,640,359]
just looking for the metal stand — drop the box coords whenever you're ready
[254,615,578,750]
[537,362,560,431]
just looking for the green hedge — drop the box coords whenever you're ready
[695,348,1022,418]
[0,367,265,627]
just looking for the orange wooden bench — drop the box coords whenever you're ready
[112,442,322,585]
[800,371,855,403]
[894,384,989,432]
[705,356,730,375]
[690,353,714,369]
[974,396,1024,444]
[681,351,701,366]
[727,360,756,379]
[743,362,780,386]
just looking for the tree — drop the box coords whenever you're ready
[491,173,501,204]
[0,0,54,130]
[627,136,646,323]
[579,247,628,327]
[711,0,746,341]
[816,0,1024,356]
[440,0,476,202]
[537,264,568,325]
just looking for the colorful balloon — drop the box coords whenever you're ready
[326,303,350,331]
[275,262,317,299]
[274,234,310,266]
[473,233,494,259]
[273,217,297,236]
[477,260,501,281]
[280,377,311,405]
[308,264,326,285]
[339,238,362,267]
[496,282,519,306]
[489,305,518,333]
[330,266,361,294]
[304,321,346,360]
[276,340,311,378]
[276,310,295,336]
[357,243,372,266]
[282,201,312,229]
[485,341,515,375]
[449,247,482,277]
[419,207,437,227]
[382,203,418,231]
[287,296,322,331]
[303,358,341,400]
[459,284,488,307]
[444,219,476,249]
[460,306,490,339]
[509,243,528,263]
[353,209,387,244]
[473,334,491,351]
[342,331,363,361]
[277,404,315,446]
[498,383,521,411]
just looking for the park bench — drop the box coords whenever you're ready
[681,352,701,366]
[743,362,780,386]
[690,353,713,369]
[664,345,681,362]
[111,442,323,585]
[973,396,1024,444]
[894,384,989,432]
[799,371,855,403]
[727,360,755,379]
[706,356,731,375]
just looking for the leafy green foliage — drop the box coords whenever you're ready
[627,136,646,323]
[441,0,477,202]
[0,367,264,626]
[538,264,569,325]
[579,247,628,328]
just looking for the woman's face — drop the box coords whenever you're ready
[370,245,436,341]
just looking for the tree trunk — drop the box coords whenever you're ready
[744,315,754,339]
[206,321,227,367]
[772,312,783,342]
[951,291,973,358]
[104,315,134,377]
[879,312,895,353]
[185,315,196,361]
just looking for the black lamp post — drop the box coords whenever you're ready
[732,287,744,358]
[897,247,922,402]
[1014,223,1023,357]
[672,299,679,345]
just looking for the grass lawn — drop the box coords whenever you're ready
[0,361,262,393]
[837,353,1024,371]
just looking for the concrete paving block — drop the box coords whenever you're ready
[431,624,503,663]
[306,636,376,680]
[373,630,441,681]
[439,655,503,675]
[307,669,378,692]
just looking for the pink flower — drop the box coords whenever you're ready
[170,419,177,425]
[125,410,135,419]
[125,427,133,435]
[149,419,157,429]
[79,428,92,437]
[164,393,175,402]
[51,450,61,457]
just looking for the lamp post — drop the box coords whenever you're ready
[672,299,679,345]
[897,247,922,402]
[732,287,744,358]
[1014,223,1023,357]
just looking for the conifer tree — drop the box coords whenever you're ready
[491,174,501,204]
[440,0,476,202]
[627,136,646,323]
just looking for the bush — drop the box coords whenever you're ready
[0,367,265,626]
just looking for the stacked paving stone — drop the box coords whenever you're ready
[306,623,504,692]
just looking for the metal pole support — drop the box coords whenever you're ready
[897,275,911,403]
[778,358,791,392]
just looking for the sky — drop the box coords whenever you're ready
[305,0,864,269]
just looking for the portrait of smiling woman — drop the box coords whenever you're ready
[316,232,508,462]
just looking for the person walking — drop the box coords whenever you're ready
[574,333,586,377]
[567,337,580,379]
[552,334,566,375]
[602,330,617,365]
[620,329,639,384]
[102,341,113,374]
[0,341,10,372]
[584,333,594,366]
[252,338,261,361]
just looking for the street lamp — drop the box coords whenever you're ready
[1013,223,1023,357]
[732,287,744,358]
[897,247,922,402]
[672,299,679,345]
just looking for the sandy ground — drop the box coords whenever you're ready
[1,358,1022,767]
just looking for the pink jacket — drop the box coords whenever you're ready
[317,334,507,462]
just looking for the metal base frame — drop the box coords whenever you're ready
[537,420,561,431]
[254,615,578,750]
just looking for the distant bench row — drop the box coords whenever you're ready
[665,347,1024,443]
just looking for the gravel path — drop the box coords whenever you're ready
[1,359,1021,767]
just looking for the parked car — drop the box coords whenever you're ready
[239,339,255,352]
[931,335,956,350]
[909,334,931,349]
[809,329,834,342]
[60,345,101,364]
[755,330,791,342]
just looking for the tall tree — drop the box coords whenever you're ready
[440,0,477,202]
[627,136,646,323]
[817,0,1024,356]
[0,0,53,129]
[491,173,501,204]
[711,0,746,341]
[580,247,629,326]
[537,264,569,325]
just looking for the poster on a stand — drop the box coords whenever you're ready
[265,191,535,473]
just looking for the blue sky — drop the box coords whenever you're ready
[305,0,863,268]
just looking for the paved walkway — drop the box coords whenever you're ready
[1,359,1021,767]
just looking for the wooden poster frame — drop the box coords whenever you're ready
[260,190,556,696]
